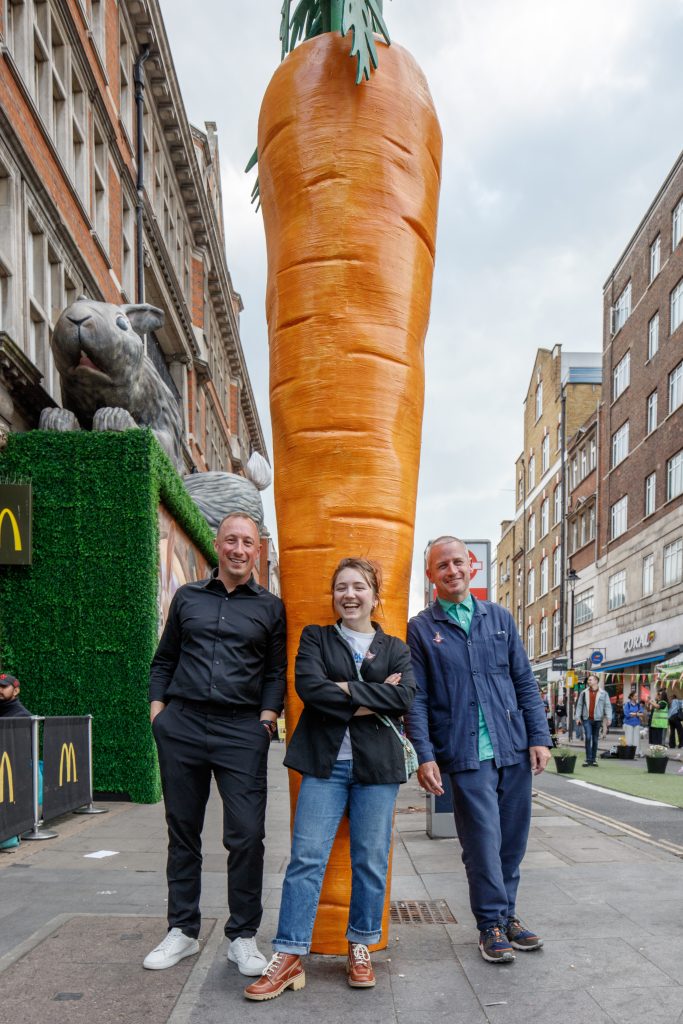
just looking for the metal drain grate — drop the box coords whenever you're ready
[390,899,455,924]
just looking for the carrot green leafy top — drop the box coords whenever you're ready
[280,0,391,84]
[247,0,392,205]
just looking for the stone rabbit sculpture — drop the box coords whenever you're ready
[39,297,183,470]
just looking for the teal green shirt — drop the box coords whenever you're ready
[438,595,494,762]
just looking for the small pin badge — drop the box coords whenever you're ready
[364,651,376,660]
[433,632,444,644]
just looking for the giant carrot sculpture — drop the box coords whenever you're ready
[254,0,442,953]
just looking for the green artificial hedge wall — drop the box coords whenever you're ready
[0,429,216,802]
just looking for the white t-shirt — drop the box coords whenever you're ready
[336,625,375,760]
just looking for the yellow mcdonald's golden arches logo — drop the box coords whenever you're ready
[0,751,14,804]
[59,742,78,786]
[0,508,22,552]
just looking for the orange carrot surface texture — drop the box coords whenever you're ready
[257,16,442,954]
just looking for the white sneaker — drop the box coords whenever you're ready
[227,936,268,976]
[143,928,199,970]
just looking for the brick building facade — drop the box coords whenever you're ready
[569,149,683,690]
[495,346,601,687]
[0,0,265,479]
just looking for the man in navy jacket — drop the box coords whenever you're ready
[406,537,551,964]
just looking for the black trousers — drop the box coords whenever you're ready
[152,699,270,940]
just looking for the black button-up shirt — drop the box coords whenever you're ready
[148,571,287,713]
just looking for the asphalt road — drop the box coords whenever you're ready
[534,767,683,855]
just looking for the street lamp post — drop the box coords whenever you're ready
[566,568,580,740]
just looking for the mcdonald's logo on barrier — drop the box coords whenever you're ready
[0,484,32,565]
[0,750,14,803]
[0,508,21,551]
[59,742,78,786]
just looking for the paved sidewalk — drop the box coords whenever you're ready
[1,746,683,1024]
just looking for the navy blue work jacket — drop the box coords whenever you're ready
[405,599,551,773]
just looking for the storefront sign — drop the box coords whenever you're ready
[623,630,656,653]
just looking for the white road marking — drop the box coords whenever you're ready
[565,779,674,807]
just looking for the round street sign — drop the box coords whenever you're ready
[590,650,604,666]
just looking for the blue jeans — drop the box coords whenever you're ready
[274,760,399,954]
[583,719,601,763]
[447,758,532,932]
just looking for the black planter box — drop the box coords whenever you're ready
[617,745,637,760]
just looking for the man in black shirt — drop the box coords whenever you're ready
[143,513,286,975]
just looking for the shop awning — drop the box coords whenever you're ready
[596,645,682,673]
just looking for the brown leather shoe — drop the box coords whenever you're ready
[244,953,305,1001]
[346,943,376,988]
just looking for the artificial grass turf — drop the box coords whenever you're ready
[551,753,683,807]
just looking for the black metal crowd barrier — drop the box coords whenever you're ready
[0,716,105,844]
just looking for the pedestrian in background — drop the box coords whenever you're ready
[574,675,612,766]
[648,689,669,746]
[667,690,683,749]
[245,558,415,1001]
[623,689,644,756]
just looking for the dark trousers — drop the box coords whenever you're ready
[583,719,602,763]
[669,719,683,748]
[447,758,531,932]
[152,700,270,940]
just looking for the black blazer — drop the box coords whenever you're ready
[284,623,416,784]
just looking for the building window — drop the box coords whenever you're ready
[612,281,631,334]
[612,351,630,400]
[611,421,629,468]
[557,423,562,452]
[642,553,654,597]
[671,278,683,335]
[648,313,659,360]
[575,589,594,625]
[646,391,658,434]
[650,235,661,281]
[668,449,683,501]
[645,472,656,516]
[669,360,683,413]
[570,518,578,553]
[607,570,626,611]
[540,556,548,595]
[539,616,548,656]
[91,0,105,53]
[528,455,535,491]
[122,193,135,300]
[673,197,683,250]
[580,513,587,548]
[571,457,578,488]
[527,568,535,605]
[589,437,597,470]
[588,504,596,541]
[119,23,134,140]
[553,485,561,525]
[663,538,683,586]
[527,624,535,660]
[516,604,522,636]
[553,546,561,588]
[535,381,543,421]
[528,513,536,549]
[518,474,524,503]
[611,495,628,539]
[552,609,561,650]
[540,498,549,537]
[580,446,587,480]
[541,433,550,472]
[93,122,108,245]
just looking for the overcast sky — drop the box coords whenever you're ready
[160,0,683,613]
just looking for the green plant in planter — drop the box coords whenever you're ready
[553,746,577,774]
[553,746,573,758]
[647,744,669,758]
